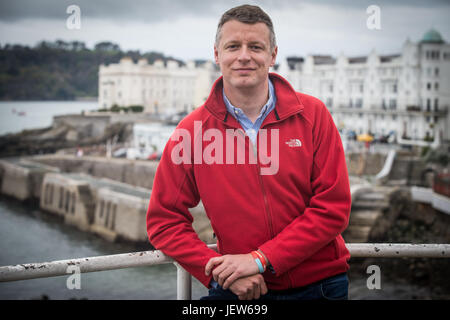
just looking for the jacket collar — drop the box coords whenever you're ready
[204,72,304,125]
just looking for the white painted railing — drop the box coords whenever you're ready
[0,243,449,300]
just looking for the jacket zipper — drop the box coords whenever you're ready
[256,123,294,289]
[255,161,274,239]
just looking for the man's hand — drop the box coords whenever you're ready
[228,274,268,300]
[205,253,259,289]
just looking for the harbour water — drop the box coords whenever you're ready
[0,196,208,300]
[0,101,100,136]
[0,195,439,300]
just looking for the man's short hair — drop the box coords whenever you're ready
[215,4,277,51]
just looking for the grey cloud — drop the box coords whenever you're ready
[1,0,448,23]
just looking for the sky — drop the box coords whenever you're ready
[0,0,449,62]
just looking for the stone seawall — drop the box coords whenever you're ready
[346,152,387,176]
[0,159,60,202]
[30,155,159,190]
[358,188,450,299]
[0,157,214,245]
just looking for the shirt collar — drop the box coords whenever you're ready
[223,78,275,122]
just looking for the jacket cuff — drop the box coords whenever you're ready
[258,242,286,276]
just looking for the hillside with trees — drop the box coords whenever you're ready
[0,40,183,100]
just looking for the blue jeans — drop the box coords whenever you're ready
[200,273,348,300]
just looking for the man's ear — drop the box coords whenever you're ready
[270,46,278,67]
[214,45,219,65]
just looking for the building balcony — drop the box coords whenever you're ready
[335,105,448,117]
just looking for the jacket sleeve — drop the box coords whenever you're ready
[258,100,351,276]
[146,130,221,288]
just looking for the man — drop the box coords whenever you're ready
[147,4,351,300]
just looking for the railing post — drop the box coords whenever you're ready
[175,263,191,300]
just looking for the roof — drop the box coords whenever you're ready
[313,55,336,65]
[421,29,445,44]
[348,56,367,64]
[285,56,304,70]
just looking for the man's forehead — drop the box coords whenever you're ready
[220,20,270,42]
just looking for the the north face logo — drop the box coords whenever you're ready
[286,138,302,147]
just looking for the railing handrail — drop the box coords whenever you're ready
[1,243,449,283]
[1,243,449,299]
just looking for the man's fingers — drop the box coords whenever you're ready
[217,268,234,287]
[253,281,260,300]
[260,279,268,295]
[205,257,222,275]
[222,272,239,290]
[212,263,228,282]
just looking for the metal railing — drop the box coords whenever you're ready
[0,243,449,300]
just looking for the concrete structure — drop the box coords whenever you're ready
[30,154,160,190]
[411,186,450,215]
[0,159,59,201]
[40,172,151,242]
[40,173,95,231]
[98,58,220,115]
[276,29,450,143]
[1,156,214,244]
[91,183,150,242]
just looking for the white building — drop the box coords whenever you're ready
[99,57,220,115]
[99,29,449,144]
[276,29,450,143]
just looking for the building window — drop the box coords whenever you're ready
[435,68,439,76]
[435,82,439,90]
[327,97,333,108]
[434,98,439,111]
[356,98,363,108]
[427,99,431,111]
[427,83,431,90]
[359,84,364,93]
[389,99,397,110]
[392,84,397,93]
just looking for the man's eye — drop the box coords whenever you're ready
[228,45,238,49]
[251,46,262,50]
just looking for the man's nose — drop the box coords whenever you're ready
[237,46,251,62]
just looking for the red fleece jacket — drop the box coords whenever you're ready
[147,73,351,290]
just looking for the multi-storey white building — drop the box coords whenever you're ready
[98,29,449,143]
[276,29,450,142]
[98,57,219,115]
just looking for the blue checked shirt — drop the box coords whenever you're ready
[223,78,277,145]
